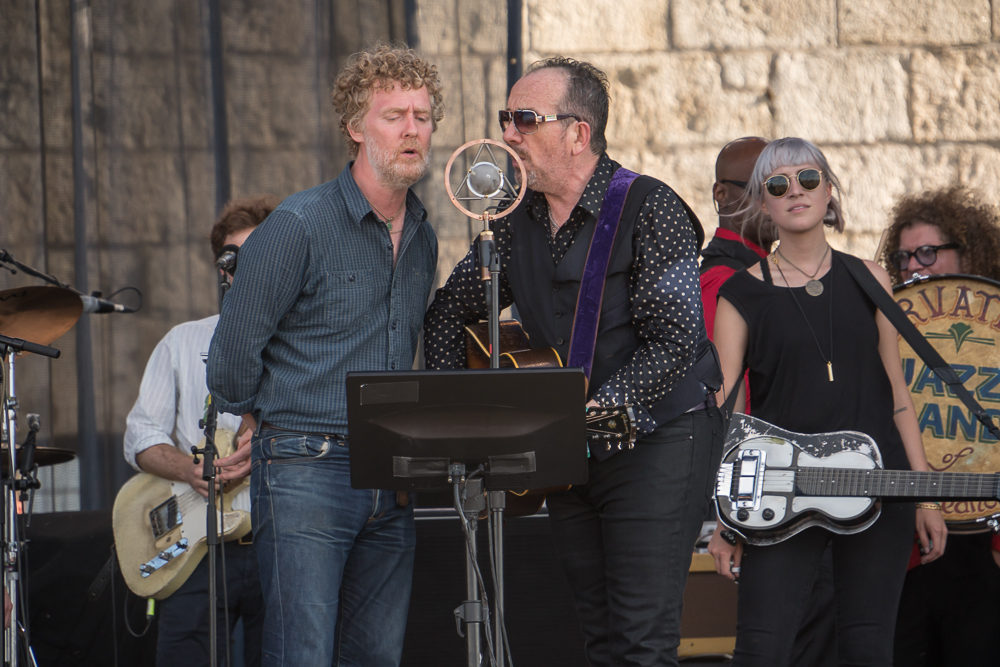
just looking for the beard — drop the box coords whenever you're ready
[365,135,431,188]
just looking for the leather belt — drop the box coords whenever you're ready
[259,422,347,442]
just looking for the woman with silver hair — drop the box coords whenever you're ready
[706,137,947,665]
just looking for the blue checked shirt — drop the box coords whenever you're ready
[207,164,438,434]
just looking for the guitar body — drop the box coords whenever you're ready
[112,429,252,599]
[716,414,885,546]
[716,414,1000,546]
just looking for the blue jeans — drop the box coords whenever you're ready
[546,408,722,667]
[251,428,415,666]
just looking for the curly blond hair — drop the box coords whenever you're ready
[880,186,1000,285]
[331,44,445,157]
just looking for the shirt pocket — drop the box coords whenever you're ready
[322,269,378,330]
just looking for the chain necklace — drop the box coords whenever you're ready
[774,258,835,382]
[370,200,405,233]
[775,244,830,296]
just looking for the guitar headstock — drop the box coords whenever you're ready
[586,405,637,451]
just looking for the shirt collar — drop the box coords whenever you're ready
[715,227,768,257]
[340,161,427,227]
[525,153,619,223]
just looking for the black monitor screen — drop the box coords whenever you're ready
[346,368,589,491]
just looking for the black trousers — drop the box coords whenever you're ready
[733,501,915,667]
[546,408,722,667]
[894,531,1000,667]
[156,541,264,667]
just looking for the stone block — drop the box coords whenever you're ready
[823,143,958,253]
[840,0,991,46]
[459,1,507,56]
[222,0,314,56]
[100,152,186,245]
[92,1,178,57]
[955,145,1000,205]
[416,0,458,55]
[597,53,772,150]
[91,53,181,150]
[3,0,40,54]
[719,52,771,91]
[637,145,723,245]
[0,155,44,247]
[528,0,668,53]
[0,63,41,150]
[230,148,322,203]
[226,56,322,149]
[911,46,1000,142]
[672,0,836,50]
[772,51,910,143]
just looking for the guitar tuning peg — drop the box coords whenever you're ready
[605,443,612,451]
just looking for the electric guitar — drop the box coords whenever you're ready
[715,413,1000,546]
[464,321,638,515]
[112,429,251,599]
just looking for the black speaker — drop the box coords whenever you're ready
[21,511,156,666]
[403,509,587,666]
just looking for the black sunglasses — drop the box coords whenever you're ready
[763,168,824,198]
[889,243,961,271]
[719,179,747,189]
[498,109,580,135]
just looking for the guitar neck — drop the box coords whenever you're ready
[796,468,1000,501]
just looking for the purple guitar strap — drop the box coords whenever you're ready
[566,167,640,379]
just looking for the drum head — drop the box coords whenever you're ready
[895,273,1000,531]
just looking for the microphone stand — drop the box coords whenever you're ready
[1,335,57,666]
[443,139,526,667]
[478,214,510,667]
[195,271,231,667]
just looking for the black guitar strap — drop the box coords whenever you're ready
[840,253,1000,440]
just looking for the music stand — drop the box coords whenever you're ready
[346,368,589,666]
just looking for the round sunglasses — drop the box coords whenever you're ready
[889,243,961,271]
[763,168,824,198]
[498,109,580,135]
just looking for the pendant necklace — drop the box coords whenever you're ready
[370,200,405,233]
[776,244,830,296]
[774,258,835,382]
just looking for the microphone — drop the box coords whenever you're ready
[216,244,239,274]
[80,294,137,314]
[466,161,505,198]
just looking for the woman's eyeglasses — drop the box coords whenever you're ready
[763,168,824,198]
[889,243,961,271]
[498,109,580,134]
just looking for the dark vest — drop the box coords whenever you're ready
[506,176,721,428]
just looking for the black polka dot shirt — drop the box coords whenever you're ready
[423,154,705,434]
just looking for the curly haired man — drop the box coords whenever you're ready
[207,44,444,666]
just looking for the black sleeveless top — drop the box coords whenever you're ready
[719,250,908,469]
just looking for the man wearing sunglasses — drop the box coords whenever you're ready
[880,186,1000,667]
[425,57,721,667]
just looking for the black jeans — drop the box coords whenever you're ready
[733,501,915,667]
[156,541,264,667]
[546,408,721,667]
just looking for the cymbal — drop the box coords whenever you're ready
[1,446,76,472]
[0,286,82,346]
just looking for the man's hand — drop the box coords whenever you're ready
[216,429,252,484]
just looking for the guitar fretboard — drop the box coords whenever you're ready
[796,468,1000,500]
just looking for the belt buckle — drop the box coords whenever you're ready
[237,533,253,546]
